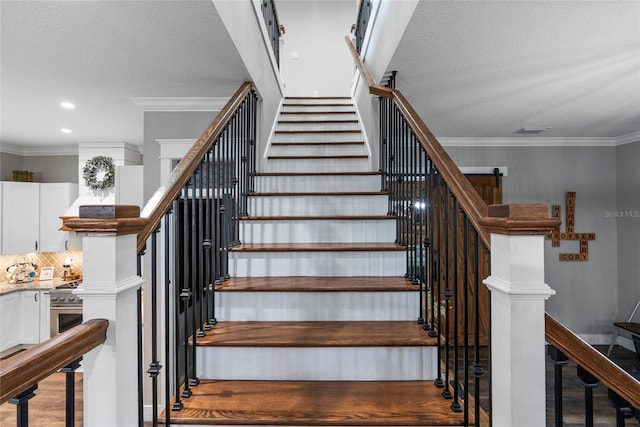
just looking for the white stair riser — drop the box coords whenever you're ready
[278,113,356,121]
[248,194,387,216]
[276,123,361,132]
[197,346,437,381]
[240,219,395,244]
[255,175,381,192]
[229,250,405,277]
[268,144,367,157]
[281,105,355,113]
[272,132,363,143]
[215,291,417,321]
[284,99,353,105]
[262,158,372,173]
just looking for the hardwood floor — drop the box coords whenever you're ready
[0,372,83,427]
[1,345,637,426]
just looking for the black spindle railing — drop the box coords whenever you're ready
[354,0,373,53]
[378,75,492,425]
[261,0,284,68]
[136,84,257,427]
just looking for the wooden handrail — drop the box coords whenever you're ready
[545,314,640,409]
[345,36,490,247]
[0,319,108,404]
[137,81,253,253]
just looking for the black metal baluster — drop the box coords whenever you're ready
[163,210,173,424]
[473,229,484,424]
[426,164,437,336]
[451,197,461,412]
[190,174,200,387]
[60,358,81,427]
[577,366,599,427]
[173,197,184,409]
[197,161,207,338]
[547,345,568,427]
[136,247,144,427]
[416,145,425,324]
[203,152,212,331]
[608,389,634,427]
[434,170,444,387]
[9,384,37,427]
[180,182,192,399]
[147,228,162,426]
[442,186,452,400]
[462,216,470,425]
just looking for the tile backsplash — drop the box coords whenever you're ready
[1,251,83,282]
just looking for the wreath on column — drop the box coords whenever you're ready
[83,156,115,191]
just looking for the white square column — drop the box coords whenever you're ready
[65,206,148,427]
[481,204,560,427]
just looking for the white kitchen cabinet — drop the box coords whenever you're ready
[20,290,41,344]
[1,182,78,254]
[39,290,51,342]
[39,183,79,252]
[1,182,40,254]
[0,292,21,354]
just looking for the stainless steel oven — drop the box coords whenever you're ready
[49,281,83,337]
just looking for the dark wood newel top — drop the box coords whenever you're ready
[480,204,561,236]
[63,205,148,236]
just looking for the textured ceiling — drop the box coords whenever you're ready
[1,1,638,153]
[389,1,640,140]
[0,0,249,151]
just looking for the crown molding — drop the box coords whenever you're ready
[439,137,617,147]
[615,131,640,146]
[130,97,229,112]
[0,143,78,156]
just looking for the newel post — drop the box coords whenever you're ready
[64,206,148,427]
[480,204,561,427]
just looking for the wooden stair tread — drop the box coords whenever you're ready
[256,171,381,176]
[198,321,435,347]
[271,141,364,145]
[285,96,351,99]
[281,111,356,115]
[275,130,361,134]
[278,120,359,124]
[217,276,417,292]
[268,155,368,160]
[250,191,386,196]
[231,243,405,252]
[283,103,353,107]
[164,380,467,426]
[240,215,394,221]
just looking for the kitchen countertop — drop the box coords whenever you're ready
[0,278,66,295]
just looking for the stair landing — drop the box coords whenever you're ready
[164,380,469,426]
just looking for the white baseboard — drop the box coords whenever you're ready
[578,333,636,352]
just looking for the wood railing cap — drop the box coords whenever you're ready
[0,319,108,404]
[480,204,561,235]
[63,204,147,236]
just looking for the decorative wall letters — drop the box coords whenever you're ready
[547,192,596,261]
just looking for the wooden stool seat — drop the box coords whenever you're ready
[613,322,640,336]
[607,300,640,357]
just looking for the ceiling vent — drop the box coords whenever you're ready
[517,127,552,134]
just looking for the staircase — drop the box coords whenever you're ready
[165,97,467,426]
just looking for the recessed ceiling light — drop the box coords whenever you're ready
[60,101,76,109]
[61,128,72,134]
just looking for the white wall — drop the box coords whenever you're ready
[445,144,620,340]
[351,0,419,172]
[615,141,640,321]
[213,0,283,166]
[277,0,356,97]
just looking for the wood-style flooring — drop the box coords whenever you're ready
[1,346,637,426]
